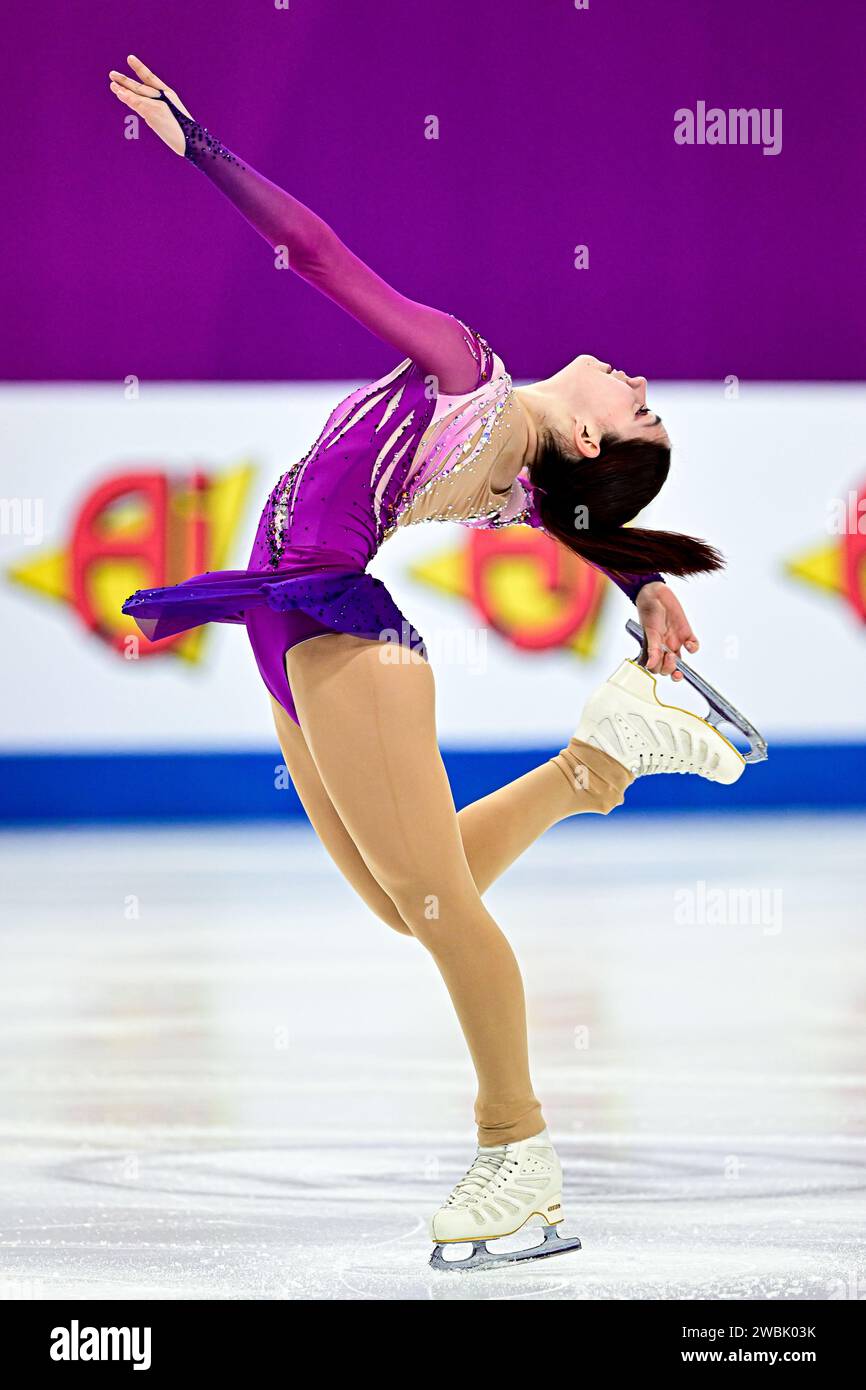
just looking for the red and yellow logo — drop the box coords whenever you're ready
[8,464,254,660]
[785,481,866,623]
[411,526,606,656]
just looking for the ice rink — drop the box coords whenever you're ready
[1,814,864,1301]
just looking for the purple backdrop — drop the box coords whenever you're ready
[5,0,864,382]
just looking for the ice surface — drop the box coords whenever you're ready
[0,814,863,1300]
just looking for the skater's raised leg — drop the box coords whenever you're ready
[270,694,631,926]
[455,738,632,891]
[273,640,744,946]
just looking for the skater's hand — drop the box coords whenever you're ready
[635,582,699,682]
[108,56,194,157]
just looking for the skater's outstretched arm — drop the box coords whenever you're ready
[108,57,482,394]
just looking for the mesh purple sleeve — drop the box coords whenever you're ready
[604,570,665,602]
[159,95,481,394]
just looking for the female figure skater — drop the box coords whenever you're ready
[111,58,746,1269]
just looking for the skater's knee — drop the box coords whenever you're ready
[383,880,439,935]
[375,897,415,937]
[384,876,479,947]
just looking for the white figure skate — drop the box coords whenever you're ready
[429,1131,581,1272]
[574,622,768,783]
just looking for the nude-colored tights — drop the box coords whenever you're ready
[278,634,632,1146]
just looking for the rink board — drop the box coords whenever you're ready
[0,743,864,823]
[1,382,864,819]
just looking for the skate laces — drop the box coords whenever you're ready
[632,718,706,775]
[635,748,677,774]
[447,1149,518,1206]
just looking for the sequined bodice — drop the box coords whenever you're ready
[387,363,530,536]
[256,332,532,574]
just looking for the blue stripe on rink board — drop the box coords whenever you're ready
[0,744,865,824]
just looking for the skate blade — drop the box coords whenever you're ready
[429,1222,582,1273]
[626,619,768,764]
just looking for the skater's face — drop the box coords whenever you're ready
[565,355,668,459]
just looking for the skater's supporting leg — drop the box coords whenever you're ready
[270,697,413,936]
[286,633,544,1146]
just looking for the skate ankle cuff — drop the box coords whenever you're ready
[553,738,634,806]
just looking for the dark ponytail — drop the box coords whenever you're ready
[528,430,723,578]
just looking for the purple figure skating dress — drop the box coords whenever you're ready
[123,98,660,723]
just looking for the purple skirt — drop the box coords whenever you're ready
[122,542,424,724]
